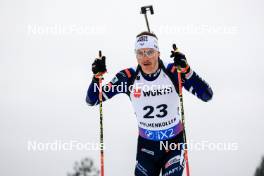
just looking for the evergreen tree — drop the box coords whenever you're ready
[255,157,264,176]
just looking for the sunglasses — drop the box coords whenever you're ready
[135,49,156,58]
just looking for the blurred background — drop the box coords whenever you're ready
[0,0,263,175]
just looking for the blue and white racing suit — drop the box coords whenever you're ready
[86,59,213,176]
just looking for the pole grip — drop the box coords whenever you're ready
[99,50,102,58]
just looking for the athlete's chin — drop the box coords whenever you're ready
[142,66,155,74]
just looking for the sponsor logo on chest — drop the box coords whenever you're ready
[142,87,173,97]
[133,86,173,98]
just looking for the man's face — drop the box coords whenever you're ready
[136,48,160,74]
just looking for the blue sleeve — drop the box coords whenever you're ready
[183,70,213,102]
[167,63,213,102]
[85,68,136,106]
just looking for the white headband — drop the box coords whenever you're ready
[135,35,159,51]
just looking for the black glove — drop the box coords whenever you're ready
[92,56,107,75]
[170,44,188,69]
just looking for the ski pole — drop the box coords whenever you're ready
[140,5,154,32]
[173,44,190,176]
[95,50,105,176]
